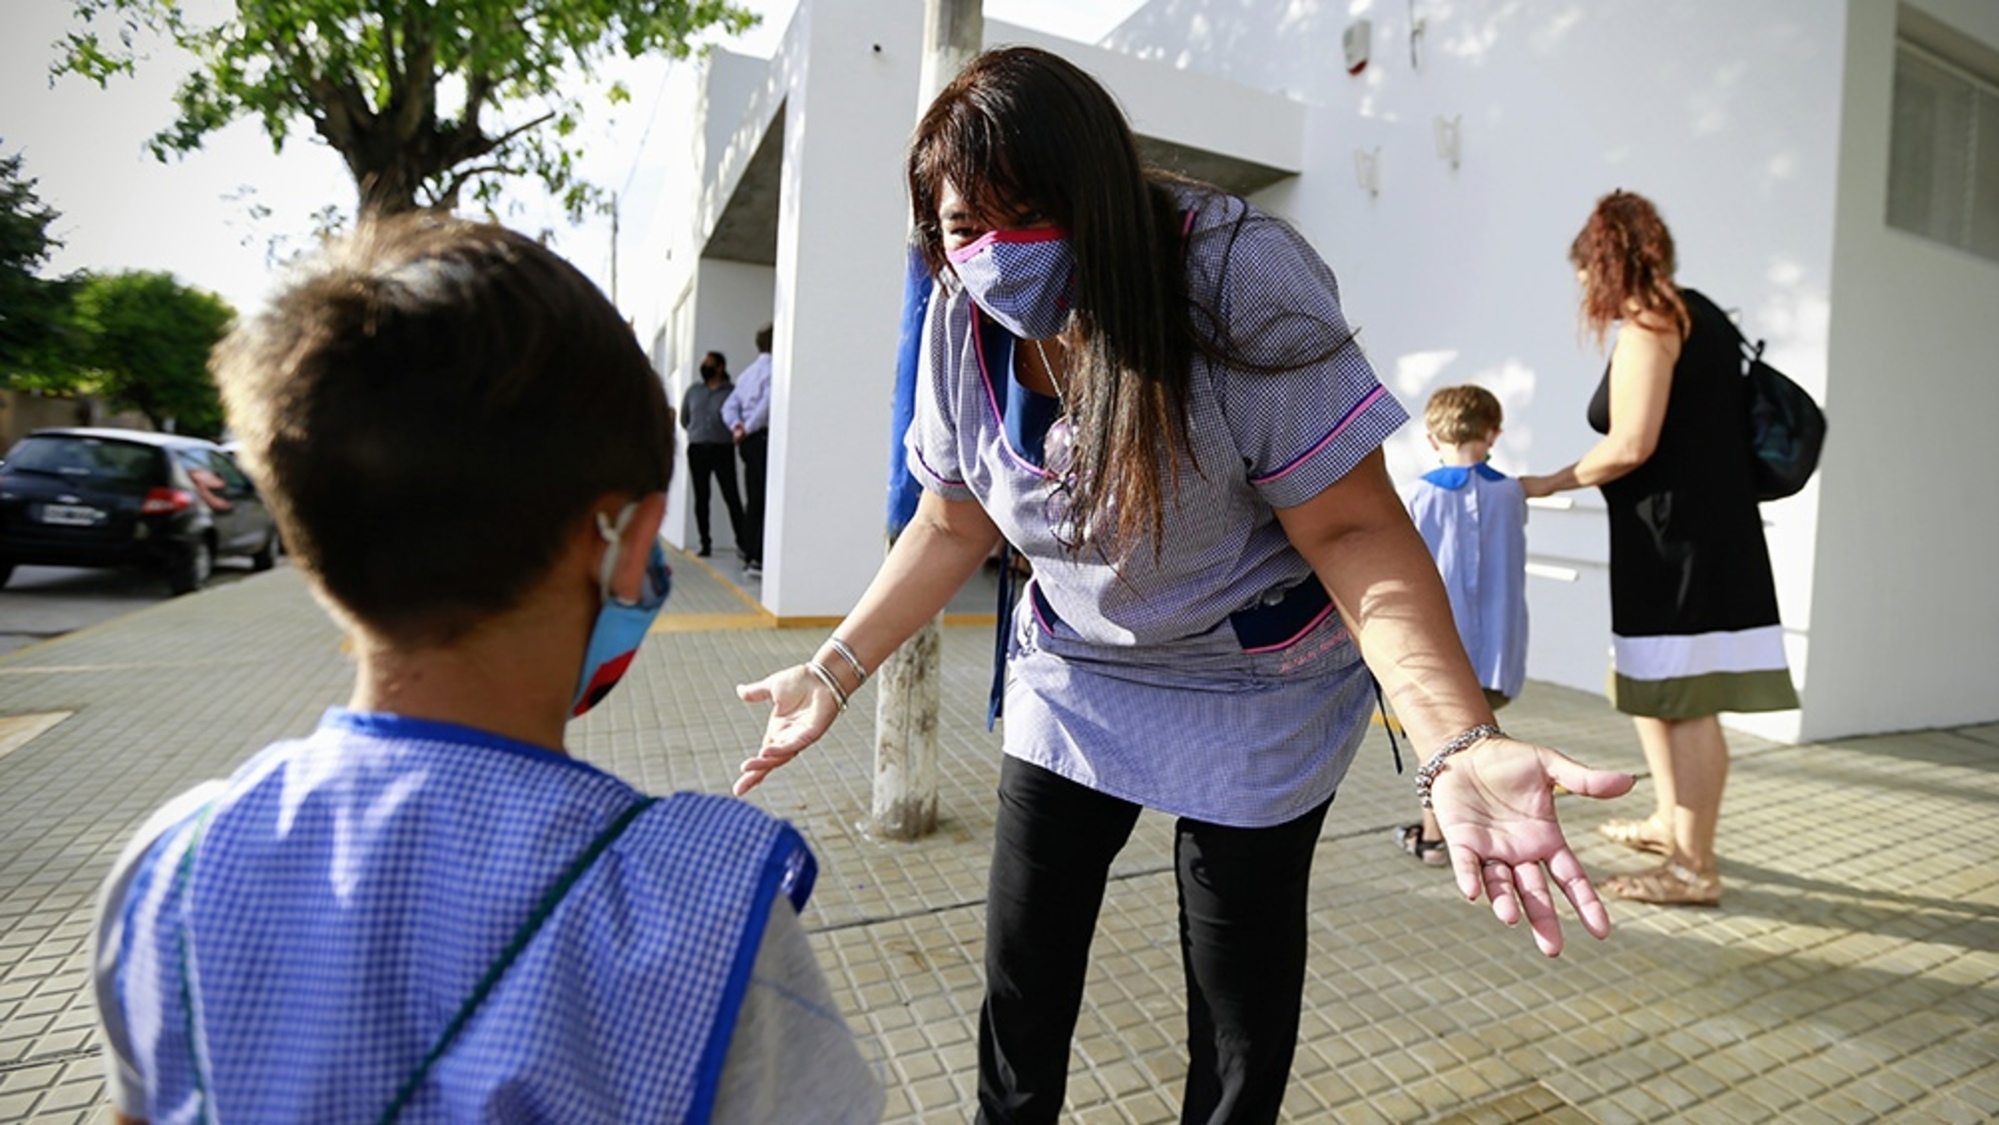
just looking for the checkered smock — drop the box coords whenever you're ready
[908,188,1409,828]
[94,710,864,1123]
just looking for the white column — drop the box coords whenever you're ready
[763,0,927,619]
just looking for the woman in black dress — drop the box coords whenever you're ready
[1523,191,1797,907]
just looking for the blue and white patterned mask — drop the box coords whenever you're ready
[571,504,673,718]
[947,227,1076,339]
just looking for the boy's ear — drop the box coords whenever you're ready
[605,491,668,603]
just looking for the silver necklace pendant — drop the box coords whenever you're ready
[1044,415,1075,476]
[1029,338,1075,475]
[1031,338,1067,414]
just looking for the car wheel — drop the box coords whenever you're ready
[250,528,278,571]
[168,539,214,596]
[0,562,12,589]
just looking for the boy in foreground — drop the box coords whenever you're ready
[89,216,881,1123]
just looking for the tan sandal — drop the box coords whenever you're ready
[1597,817,1672,856]
[1394,824,1450,867]
[1602,862,1721,907]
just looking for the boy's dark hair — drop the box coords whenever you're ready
[212,214,675,645]
[755,324,773,353]
[1425,384,1505,446]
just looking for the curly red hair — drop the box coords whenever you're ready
[1569,190,1690,346]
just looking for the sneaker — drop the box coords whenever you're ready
[744,561,762,578]
[696,545,712,558]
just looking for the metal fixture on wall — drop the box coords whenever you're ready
[1354,147,1381,196]
[1435,115,1462,169]
[1344,19,1372,75]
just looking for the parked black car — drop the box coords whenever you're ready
[0,428,280,595]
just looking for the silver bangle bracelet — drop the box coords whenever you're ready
[1415,723,1504,808]
[826,636,869,686]
[804,659,850,713]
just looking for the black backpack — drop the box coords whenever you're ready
[1730,329,1827,502]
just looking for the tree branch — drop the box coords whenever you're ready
[452,108,556,165]
[488,110,557,150]
[462,69,494,137]
[377,1,401,92]
[393,19,437,142]
[433,159,528,211]
[311,75,375,153]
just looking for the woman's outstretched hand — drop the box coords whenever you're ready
[733,666,842,796]
[1428,737,1635,957]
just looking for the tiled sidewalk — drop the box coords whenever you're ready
[1,560,1994,1122]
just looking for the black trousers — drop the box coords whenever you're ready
[977,757,1331,1125]
[737,428,769,562]
[686,442,746,551]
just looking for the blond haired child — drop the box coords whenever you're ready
[1396,385,1529,865]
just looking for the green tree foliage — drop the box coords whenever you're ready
[0,145,77,388]
[56,0,756,218]
[69,272,235,437]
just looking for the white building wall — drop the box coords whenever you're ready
[634,0,1999,740]
[633,51,774,558]
[761,0,926,619]
[1111,0,1853,740]
[670,260,775,557]
[1811,0,1999,737]
[639,5,1298,620]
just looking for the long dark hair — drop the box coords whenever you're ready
[909,46,1199,559]
[909,46,1358,561]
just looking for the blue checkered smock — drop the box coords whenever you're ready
[99,710,819,1123]
[907,189,1409,828]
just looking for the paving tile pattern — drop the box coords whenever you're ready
[1,560,1994,1121]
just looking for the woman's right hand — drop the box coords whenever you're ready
[733,666,844,796]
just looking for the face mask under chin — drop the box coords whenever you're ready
[570,505,674,718]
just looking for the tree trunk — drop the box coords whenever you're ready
[870,0,983,842]
[351,147,433,217]
[356,170,423,217]
[872,615,941,838]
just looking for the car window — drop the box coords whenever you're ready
[5,436,163,484]
[204,450,254,492]
[175,448,217,479]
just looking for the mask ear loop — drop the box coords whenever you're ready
[595,501,640,603]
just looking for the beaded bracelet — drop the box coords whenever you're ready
[1415,723,1504,808]
[803,659,850,714]
[826,636,869,687]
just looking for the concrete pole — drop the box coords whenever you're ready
[869,0,982,841]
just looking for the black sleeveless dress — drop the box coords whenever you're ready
[1586,289,1798,718]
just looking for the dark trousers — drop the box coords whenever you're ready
[737,428,769,563]
[977,757,1331,1125]
[686,442,746,552]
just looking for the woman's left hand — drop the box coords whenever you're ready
[1517,473,1560,499]
[1428,737,1635,957]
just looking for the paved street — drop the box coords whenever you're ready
[0,562,271,657]
[0,555,1994,1122]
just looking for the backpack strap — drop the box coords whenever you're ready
[376,796,661,1125]
[168,804,218,1122]
[1714,299,1767,370]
